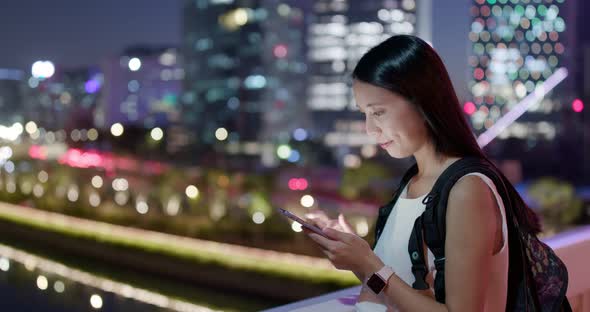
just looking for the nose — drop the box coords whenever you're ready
[365,115,381,138]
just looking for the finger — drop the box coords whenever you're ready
[303,226,324,236]
[323,227,352,243]
[305,209,329,220]
[302,216,319,227]
[338,213,354,234]
[308,233,338,250]
[304,213,328,228]
[311,219,328,229]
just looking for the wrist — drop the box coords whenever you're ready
[360,254,385,280]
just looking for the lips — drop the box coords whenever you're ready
[379,141,393,149]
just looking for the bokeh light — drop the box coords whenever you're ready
[185,185,199,199]
[0,258,9,272]
[150,127,164,141]
[291,221,303,232]
[273,44,288,58]
[90,294,103,309]
[110,123,124,137]
[25,121,38,134]
[31,61,55,79]
[36,275,49,290]
[128,58,141,71]
[293,128,308,141]
[215,127,228,141]
[277,145,291,159]
[288,178,308,191]
[91,176,103,188]
[300,194,315,208]
[53,281,65,293]
[464,102,477,115]
[252,212,265,224]
[572,98,584,113]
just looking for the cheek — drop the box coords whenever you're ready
[383,109,423,136]
[386,110,429,145]
[406,114,429,139]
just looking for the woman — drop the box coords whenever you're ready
[304,35,541,311]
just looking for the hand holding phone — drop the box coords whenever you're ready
[277,208,329,238]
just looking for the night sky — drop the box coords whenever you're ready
[0,0,183,70]
[0,0,470,99]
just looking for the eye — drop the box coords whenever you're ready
[372,111,385,117]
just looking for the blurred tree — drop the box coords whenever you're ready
[528,177,584,233]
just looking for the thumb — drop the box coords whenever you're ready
[338,213,354,234]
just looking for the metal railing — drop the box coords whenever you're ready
[265,225,590,312]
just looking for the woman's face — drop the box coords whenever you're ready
[352,80,430,159]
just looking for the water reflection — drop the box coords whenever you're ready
[0,243,232,311]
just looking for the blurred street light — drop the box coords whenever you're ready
[110,123,124,137]
[25,121,38,134]
[150,127,164,141]
[277,144,291,159]
[128,58,141,71]
[31,61,55,79]
[215,127,228,141]
[185,185,199,199]
[300,194,315,208]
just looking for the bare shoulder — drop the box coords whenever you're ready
[448,175,496,210]
[446,175,497,242]
[442,176,503,309]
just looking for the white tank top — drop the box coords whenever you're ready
[356,173,509,312]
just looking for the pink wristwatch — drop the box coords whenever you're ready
[366,265,395,295]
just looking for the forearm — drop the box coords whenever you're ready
[377,274,447,312]
[359,259,446,312]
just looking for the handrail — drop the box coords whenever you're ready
[265,225,590,312]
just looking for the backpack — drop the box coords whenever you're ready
[373,157,571,311]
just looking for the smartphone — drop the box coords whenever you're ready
[277,208,329,238]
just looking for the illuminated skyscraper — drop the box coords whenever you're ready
[182,0,430,166]
[181,0,309,163]
[307,0,430,164]
[467,0,571,141]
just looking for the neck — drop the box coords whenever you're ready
[412,141,454,179]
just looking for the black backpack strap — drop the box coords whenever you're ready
[435,160,541,310]
[422,157,491,256]
[407,157,491,302]
[408,215,430,290]
[407,157,565,310]
[373,163,419,247]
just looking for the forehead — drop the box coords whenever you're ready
[352,81,397,109]
[352,80,396,100]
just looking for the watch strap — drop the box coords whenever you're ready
[376,265,395,282]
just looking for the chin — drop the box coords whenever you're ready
[385,147,412,159]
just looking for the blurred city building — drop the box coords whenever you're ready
[180,0,311,167]
[181,0,431,168]
[467,0,570,139]
[22,64,101,132]
[308,0,430,167]
[0,68,24,125]
[468,0,589,183]
[98,45,182,130]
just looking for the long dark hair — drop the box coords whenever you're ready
[352,35,541,234]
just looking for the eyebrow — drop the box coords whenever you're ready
[356,102,384,112]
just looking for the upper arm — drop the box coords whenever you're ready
[443,175,498,311]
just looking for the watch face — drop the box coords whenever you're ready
[367,274,386,294]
